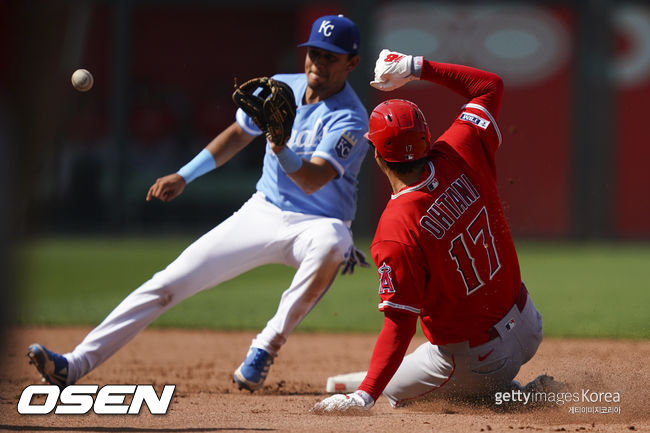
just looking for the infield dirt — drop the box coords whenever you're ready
[1,327,647,432]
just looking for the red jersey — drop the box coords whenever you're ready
[370,62,520,346]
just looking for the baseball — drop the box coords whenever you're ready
[71,69,94,92]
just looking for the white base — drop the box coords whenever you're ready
[325,371,367,393]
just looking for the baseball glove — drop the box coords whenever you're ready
[232,77,296,146]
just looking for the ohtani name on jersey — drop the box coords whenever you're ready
[419,174,480,239]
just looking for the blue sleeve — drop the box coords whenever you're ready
[235,108,263,136]
[313,118,368,178]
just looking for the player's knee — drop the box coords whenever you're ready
[310,243,345,268]
[308,225,351,264]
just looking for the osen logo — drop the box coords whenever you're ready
[17,384,175,415]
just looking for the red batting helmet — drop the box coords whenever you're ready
[365,99,431,162]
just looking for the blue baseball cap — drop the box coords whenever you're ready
[298,14,360,55]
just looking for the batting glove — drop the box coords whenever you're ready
[341,246,370,276]
[370,49,423,91]
[312,390,375,413]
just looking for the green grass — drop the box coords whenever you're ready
[12,237,650,339]
[516,241,650,339]
[13,236,383,333]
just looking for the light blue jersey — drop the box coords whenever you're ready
[236,73,369,221]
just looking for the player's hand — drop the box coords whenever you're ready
[370,49,422,91]
[269,141,286,154]
[312,390,374,413]
[146,173,186,203]
[341,245,370,276]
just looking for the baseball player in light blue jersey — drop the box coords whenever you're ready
[241,72,366,221]
[27,14,369,393]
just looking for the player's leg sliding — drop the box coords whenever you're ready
[26,343,70,388]
[383,285,545,407]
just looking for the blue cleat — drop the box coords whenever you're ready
[27,343,70,389]
[233,347,274,392]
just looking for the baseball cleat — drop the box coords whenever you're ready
[27,343,69,389]
[233,347,274,392]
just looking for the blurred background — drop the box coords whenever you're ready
[1,1,649,334]
[4,0,650,239]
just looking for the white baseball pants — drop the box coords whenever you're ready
[383,292,543,406]
[65,192,352,384]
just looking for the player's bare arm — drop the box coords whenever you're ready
[268,139,337,194]
[146,122,254,203]
[285,156,336,195]
[206,122,255,167]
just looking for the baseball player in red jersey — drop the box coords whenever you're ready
[314,49,550,412]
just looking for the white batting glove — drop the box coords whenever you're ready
[312,390,375,413]
[370,49,423,91]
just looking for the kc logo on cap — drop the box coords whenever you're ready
[298,14,361,55]
[319,20,335,37]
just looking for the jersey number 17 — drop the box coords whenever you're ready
[448,206,502,295]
